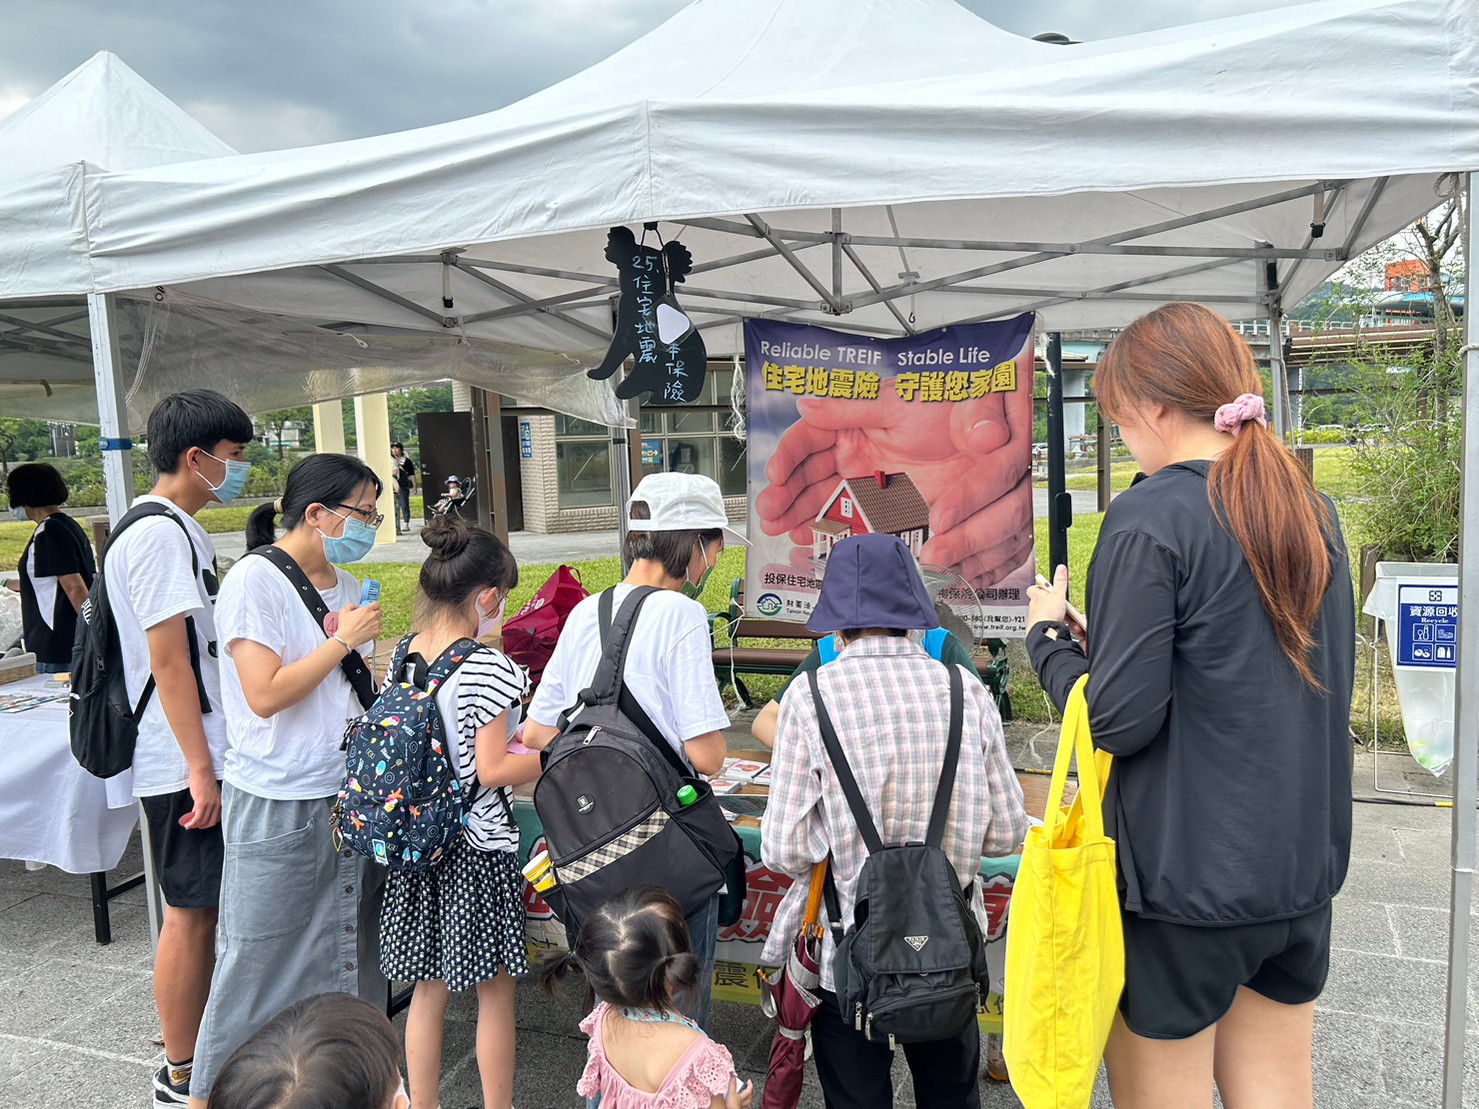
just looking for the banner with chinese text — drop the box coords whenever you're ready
[744,316,1036,637]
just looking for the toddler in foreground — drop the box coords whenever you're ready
[544,886,753,1108]
[208,993,406,1109]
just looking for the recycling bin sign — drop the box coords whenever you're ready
[1395,582,1458,670]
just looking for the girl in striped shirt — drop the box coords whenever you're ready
[378,516,535,1109]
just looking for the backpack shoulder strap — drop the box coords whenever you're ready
[422,638,518,832]
[386,634,416,686]
[249,545,376,710]
[590,587,687,775]
[105,502,209,718]
[807,669,885,855]
[924,663,965,850]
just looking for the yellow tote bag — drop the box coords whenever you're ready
[1003,675,1123,1109]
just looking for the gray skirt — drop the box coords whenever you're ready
[189,783,387,1101]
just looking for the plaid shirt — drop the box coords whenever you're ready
[759,636,1027,989]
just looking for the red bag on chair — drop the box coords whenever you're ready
[501,566,588,695]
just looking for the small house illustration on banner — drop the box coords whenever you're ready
[812,471,930,563]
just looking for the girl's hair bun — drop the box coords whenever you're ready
[421,515,470,560]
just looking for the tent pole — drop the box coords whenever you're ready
[1264,263,1289,440]
[1441,170,1479,1109]
[1045,332,1071,577]
[87,292,134,523]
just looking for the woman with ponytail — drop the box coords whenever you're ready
[378,516,531,1109]
[187,453,386,1108]
[542,886,752,1109]
[1026,302,1355,1107]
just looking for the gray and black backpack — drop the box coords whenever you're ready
[533,587,740,933]
[811,663,991,1046]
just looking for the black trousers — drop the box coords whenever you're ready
[811,989,980,1109]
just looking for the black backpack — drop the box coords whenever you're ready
[811,663,990,1047]
[533,587,740,933]
[69,503,213,779]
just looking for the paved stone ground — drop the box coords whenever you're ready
[3,721,1475,1107]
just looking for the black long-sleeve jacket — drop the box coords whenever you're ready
[1028,461,1355,925]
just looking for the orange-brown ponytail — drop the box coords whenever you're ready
[1095,303,1333,687]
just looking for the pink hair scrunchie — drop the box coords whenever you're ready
[1214,393,1268,437]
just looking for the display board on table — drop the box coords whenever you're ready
[743,316,1037,638]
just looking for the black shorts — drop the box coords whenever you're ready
[141,786,225,910]
[1120,902,1332,1040]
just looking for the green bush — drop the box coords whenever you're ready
[1301,428,1347,445]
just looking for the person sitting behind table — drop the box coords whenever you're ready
[750,598,980,750]
[760,532,1028,1109]
[207,993,408,1109]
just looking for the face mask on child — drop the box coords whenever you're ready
[477,592,507,639]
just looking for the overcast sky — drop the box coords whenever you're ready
[0,0,1308,153]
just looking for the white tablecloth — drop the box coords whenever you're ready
[0,675,138,873]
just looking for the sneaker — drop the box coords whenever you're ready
[153,1061,191,1107]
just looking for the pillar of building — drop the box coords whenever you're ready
[352,393,398,546]
[313,401,346,454]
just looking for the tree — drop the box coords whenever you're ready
[0,418,54,475]
[388,384,454,448]
[257,407,312,459]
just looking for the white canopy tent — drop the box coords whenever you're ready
[0,53,628,436]
[3,2,1479,1097]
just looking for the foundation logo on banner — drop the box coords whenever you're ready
[743,315,1037,637]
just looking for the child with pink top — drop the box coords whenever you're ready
[542,886,752,1109]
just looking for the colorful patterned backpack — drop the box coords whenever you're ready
[333,635,483,872]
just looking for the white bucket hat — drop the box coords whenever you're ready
[626,472,748,546]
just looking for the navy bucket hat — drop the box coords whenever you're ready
[805,534,941,634]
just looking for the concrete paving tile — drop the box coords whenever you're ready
[0,1036,153,1109]
[1330,895,1400,957]
[1386,903,1452,963]
[1321,947,1449,1027]
[1312,1009,1385,1103]
[1347,821,1406,864]
[1370,1016,1479,1106]
[47,972,161,1063]
[0,953,143,1041]
[1342,857,1454,910]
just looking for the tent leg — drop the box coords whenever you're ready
[87,293,134,523]
[1045,332,1071,577]
[613,395,637,568]
[1441,172,1479,1109]
[1264,263,1290,440]
[469,388,508,545]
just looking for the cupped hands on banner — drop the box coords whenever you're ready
[755,385,1034,589]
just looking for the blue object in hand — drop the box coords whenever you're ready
[360,580,381,605]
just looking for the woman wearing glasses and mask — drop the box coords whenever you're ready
[186,454,388,1108]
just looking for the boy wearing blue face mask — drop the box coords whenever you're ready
[101,389,254,1109]
[185,452,388,1109]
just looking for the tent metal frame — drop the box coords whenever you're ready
[68,171,1478,1108]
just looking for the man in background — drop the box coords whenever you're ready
[390,442,416,534]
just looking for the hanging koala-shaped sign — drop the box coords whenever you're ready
[587,225,707,405]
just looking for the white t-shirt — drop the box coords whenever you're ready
[104,495,228,799]
[387,643,529,853]
[527,585,730,767]
[216,553,367,800]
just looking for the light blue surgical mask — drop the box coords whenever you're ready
[318,507,378,564]
[9,506,27,521]
[198,449,251,504]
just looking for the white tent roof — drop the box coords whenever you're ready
[48,0,1476,353]
[1,0,1476,422]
